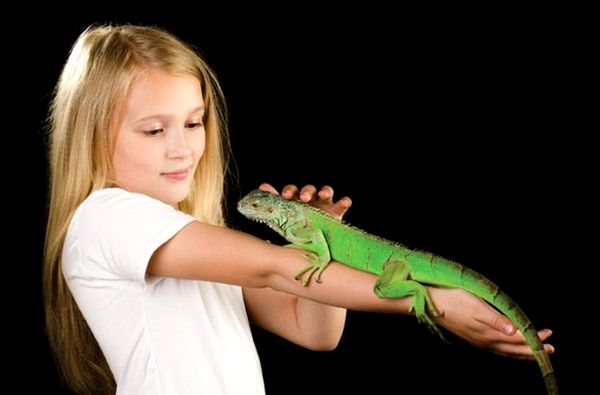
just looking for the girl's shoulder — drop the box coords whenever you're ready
[65,188,196,281]
[72,188,187,238]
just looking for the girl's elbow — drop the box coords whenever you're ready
[303,333,343,352]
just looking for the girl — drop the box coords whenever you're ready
[43,24,554,395]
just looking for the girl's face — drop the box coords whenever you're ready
[111,68,206,207]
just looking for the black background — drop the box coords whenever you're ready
[13,7,582,395]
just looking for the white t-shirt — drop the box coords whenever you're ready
[62,188,265,395]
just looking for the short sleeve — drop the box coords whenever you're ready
[64,188,196,283]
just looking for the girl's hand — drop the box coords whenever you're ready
[259,183,352,220]
[427,287,555,360]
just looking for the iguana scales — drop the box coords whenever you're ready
[237,189,558,395]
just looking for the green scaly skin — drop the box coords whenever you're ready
[238,189,558,395]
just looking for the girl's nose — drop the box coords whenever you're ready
[167,129,192,159]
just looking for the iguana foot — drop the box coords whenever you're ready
[293,251,330,286]
[409,286,448,342]
[284,232,331,286]
[380,280,448,342]
[374,260,447,342]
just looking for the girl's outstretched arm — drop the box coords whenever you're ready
[147,188,554,358]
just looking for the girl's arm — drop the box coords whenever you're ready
[242,287,347,351]
[147,187,554,359]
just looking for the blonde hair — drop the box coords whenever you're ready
[44,24,229,394]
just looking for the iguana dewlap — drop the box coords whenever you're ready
[237,189,558,395]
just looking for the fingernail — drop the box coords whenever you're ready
[547,329,552,336]
[549,345,555,353]
[504,324,514,334]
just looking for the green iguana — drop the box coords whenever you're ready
[237,189,558,395]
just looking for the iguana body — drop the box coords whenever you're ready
[238,189,558,395]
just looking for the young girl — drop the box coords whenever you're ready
[43,24,554,395]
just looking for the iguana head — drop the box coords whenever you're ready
[237,189,306,236]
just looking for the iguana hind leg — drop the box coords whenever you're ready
[374,260,447,342]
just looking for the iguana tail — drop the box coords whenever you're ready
[480,278,557,394]
[379,251,559,394]
[432,260,558,395]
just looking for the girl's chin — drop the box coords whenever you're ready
[156,189,190,208]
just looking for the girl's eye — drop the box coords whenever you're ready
[143,128,163,136]
[186,122,203,129]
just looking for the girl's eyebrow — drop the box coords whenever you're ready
[133,106,205,124]
[188,106,205,114]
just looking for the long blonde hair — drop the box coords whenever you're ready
[44,24,229,394]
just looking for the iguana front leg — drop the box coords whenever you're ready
[374,259,447,342]
[284,224,331,286]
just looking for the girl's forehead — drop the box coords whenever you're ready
[123,70,204,119]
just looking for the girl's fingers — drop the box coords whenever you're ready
[264,184,351,220]
[318,185,334,202]
[299,185,317,202]
[537,329,553,342]
[258,183,278,194]
[281,184,300,199]
[493,328,553,345]
[490,341,555,360]
[337,196,352,209]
